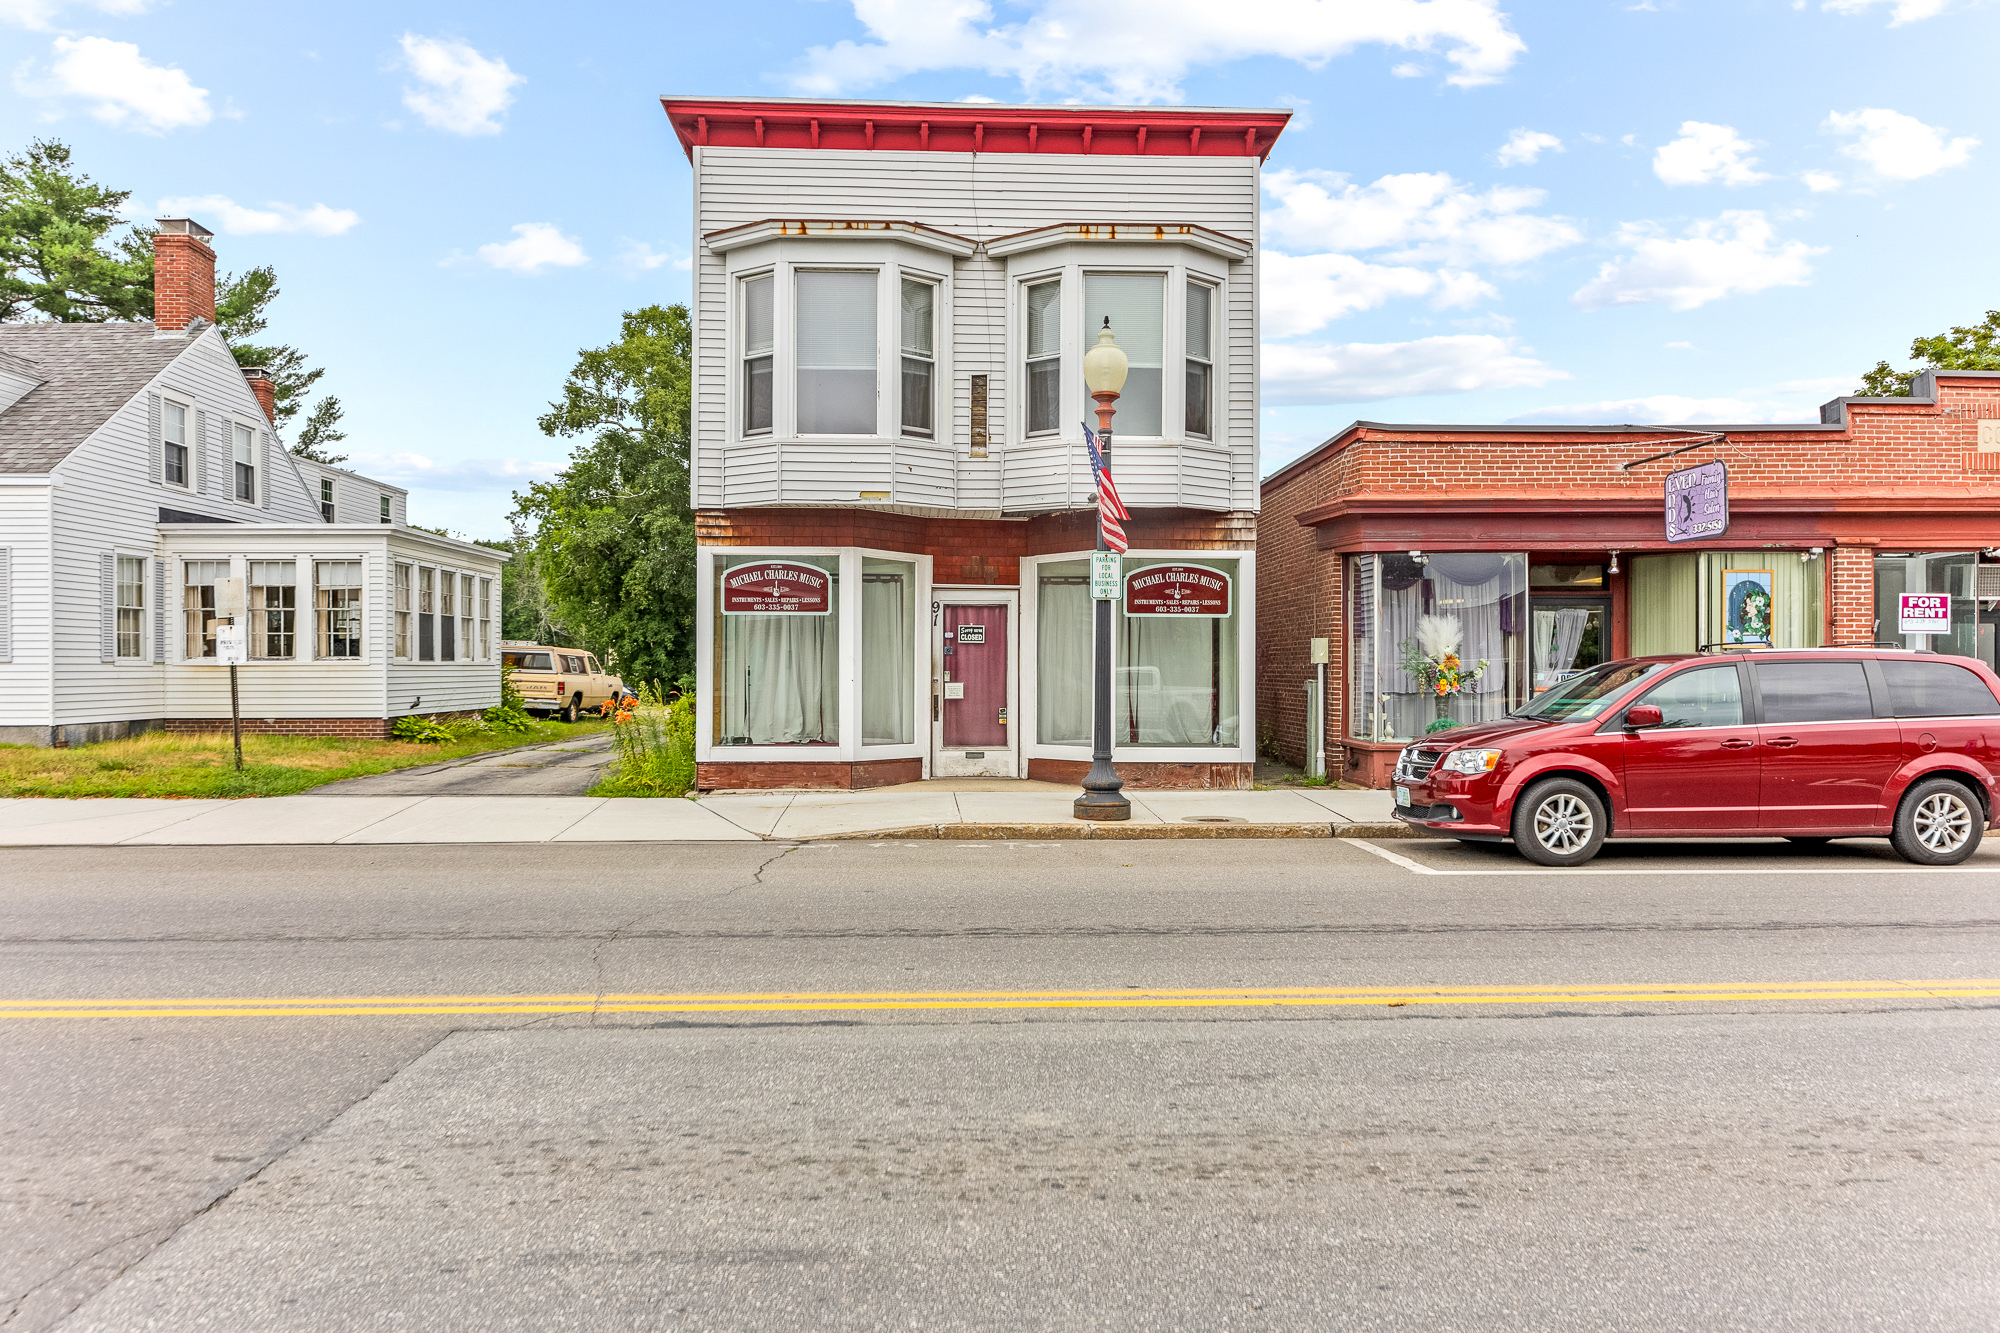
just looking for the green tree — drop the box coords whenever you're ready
[0,139,153,322]
[1860,310,2000,396]
[511,304,695,685]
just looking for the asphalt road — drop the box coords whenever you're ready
[3,837,1997,1330]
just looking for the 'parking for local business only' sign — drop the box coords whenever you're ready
[1664,459,1729,543]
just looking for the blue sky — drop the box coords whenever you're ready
[3,0,1994,536]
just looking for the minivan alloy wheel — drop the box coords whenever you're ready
[1534,792,1594,854]
[1913,790,1973,854]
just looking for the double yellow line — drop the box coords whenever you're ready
[2,980,1996,1020]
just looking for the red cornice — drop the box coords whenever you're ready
[660,97,1291,163]
[1295,489,2000,528]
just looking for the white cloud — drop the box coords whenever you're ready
[0,0,149,31]
[156,194,359,236]
[1261,334,1566,406]
[1263,168,1583,266]
[21,36,211,134]
[397,34,522,135]
[790,0,1527,103]
[1509,376,1857,425]
[615,240,691,275]
[345,452,560,493]
[1825,107,1977,181]
[1652,121,1769,186]
[474,223,587,273]
[1801,169,1843,192]
[1821,0,1950,24]
[1664,341,1700,350]
[1572,210,1822,311]
[1390,62,1427,78]
[1260,250,1493,338]
[1496,128,1561,167]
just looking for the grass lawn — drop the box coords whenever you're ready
[0,720,612,799]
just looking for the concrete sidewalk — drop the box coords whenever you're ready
[0,786,1400,846]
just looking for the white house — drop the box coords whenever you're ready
[0,218,505,747]
[663,97,1289,789]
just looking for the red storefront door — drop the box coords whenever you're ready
[939,604,1012,775]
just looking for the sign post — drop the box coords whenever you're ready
[1664,460,1729,544]
[215,577,248,772]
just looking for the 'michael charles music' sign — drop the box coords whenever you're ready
[721,561,833,615]
[1124,564,1232,616]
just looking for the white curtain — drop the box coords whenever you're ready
[1117,615,1238,745]
[1037,565,1092,744]
[863,563,914,744]
[719,614,838,744]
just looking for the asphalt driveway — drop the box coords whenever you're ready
[311,731,615,796]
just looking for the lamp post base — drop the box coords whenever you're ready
[1073,761,1131,821]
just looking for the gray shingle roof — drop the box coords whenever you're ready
[0,322,196,473]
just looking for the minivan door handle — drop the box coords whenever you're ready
[1765,736,1798,748]
[1720,738,1754,749]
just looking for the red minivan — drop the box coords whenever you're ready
[1389,649,2000,866]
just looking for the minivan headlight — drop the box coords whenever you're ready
[1441,748,1503,775]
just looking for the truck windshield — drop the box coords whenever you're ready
[1511,661,1663,722]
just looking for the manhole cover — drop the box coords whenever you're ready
[1181,815,1247,824]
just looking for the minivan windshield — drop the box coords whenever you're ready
[1510,661,1663,722]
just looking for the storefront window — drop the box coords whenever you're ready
[1875,553,1981,661]
[714,553,840,745]
[1116,557,1238,747]
[863,558,917,744]
[1037,559,1092,745]
[1347,553,1528,743]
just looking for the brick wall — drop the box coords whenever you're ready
[152,230,216,332]
[698,757,922,790]
[161,710,484,741]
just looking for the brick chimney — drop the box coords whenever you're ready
[241,366,277,424]
[153,218,216,332]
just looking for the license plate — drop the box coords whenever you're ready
[1395,785,1412,807]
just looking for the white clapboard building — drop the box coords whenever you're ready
[664,97,1288,790]
[0,219,505,747]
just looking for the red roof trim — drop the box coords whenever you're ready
[660,98,1292,163]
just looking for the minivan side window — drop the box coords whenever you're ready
[1633,665,1743,728]
[1881,661,2000,718]
[1756,661,1873,724]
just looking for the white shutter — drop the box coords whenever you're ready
[261,431,274,509]
[0,547,11,663]
[151,558,166,664]
[147,393,163,484]
[99,552,116,662]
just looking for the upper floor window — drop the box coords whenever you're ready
[797,270,877,435]
[900,278,935,438]
[233,423,257,502]
[1025,280,1061,436]
[1185,281,1214,440]
[320,478,336,522]
[1084,274,1164,437]
[742,274,773,435]
[163,401,189,487]
[379,494,392,524]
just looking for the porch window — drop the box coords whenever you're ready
[315,560,362,658]
[742,274,773,435]
[478,577,492,659]
[1025,280,1061,436]
[233,423,257,503]
[713,553,839,745]
[459,573,475,662]
[863,558,916,744]
[394,563,412,658]
[1036,559,1091,744]
[899,278,935,438]
[796,271,877,435]
[1084,275,1163,436]
[1116,557,1238,746]
[248,560,296,658]
[439,569,456,661]
[1347,552,1529,743]
[1185,281,1213,439]
[183,559,229,658]
[417,566,434,661]
[116,556,144,659]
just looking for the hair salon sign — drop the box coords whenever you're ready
[1664,459,1729,544]
[1124,564,1232,617]
[721,561,832,614]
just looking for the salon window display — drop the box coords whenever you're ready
[1348,552,1529,743]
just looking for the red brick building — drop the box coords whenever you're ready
[1257,371,2000,788]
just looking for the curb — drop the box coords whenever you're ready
[795,821,1420,842]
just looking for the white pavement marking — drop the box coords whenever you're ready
[1346,839,2000,876]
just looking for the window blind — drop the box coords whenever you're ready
[1085,274,1164,436]
[1186,282,1211,358]
[900,279,933,357]
[743,275,774,355]
[796,271,877,434]
[1026,282,1060,360]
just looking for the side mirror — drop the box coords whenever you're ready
[1624,704,1663,730]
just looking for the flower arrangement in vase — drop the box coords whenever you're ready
[1398,614,1489,734]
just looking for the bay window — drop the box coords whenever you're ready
[248,560,296,658]
[1084,275,1163,436]
[742,274,773,435]
[796,270,876,435]
[1185,281,1214,439]
[1025,280,1062,436]
[899,279,935,438]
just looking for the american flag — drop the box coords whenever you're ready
[1084,424,1129,553]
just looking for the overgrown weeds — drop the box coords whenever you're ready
[592,681,696,797]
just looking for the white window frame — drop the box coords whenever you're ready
[178,556,232,662]
[694,544,933,767]
[740,269,775,437]
[379,493,393,525]
[114,552,146,661]
[313,557,366,662]
[246,557,299,660]
[478,576,492,660]
[722,240,955,447]
[230,419,261,506]
[319,477,336,523]
[160,395,193,491]
[1022,273,1065,439]
[394,561,413,660]
[898,274,939,441]
[1002,243,1230,450]
[1018,547,1257,765]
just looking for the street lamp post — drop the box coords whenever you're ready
[1074,318,1132,821]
